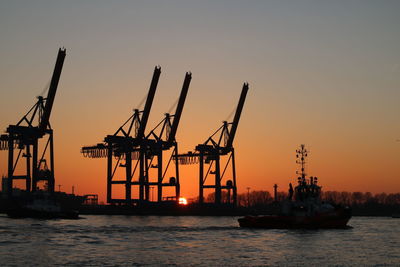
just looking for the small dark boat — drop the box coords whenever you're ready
[7,199,78,219]
[5,191,82,219]
[238,144,352,229]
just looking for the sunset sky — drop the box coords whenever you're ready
[1,1,399,202]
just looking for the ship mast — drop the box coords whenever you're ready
[296,144,308,182]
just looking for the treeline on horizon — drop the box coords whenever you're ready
[206,190,400,207]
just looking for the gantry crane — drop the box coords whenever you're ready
[0,48,66,196]
[81,66,161,204]
[145,72,191,202]
[177,83,248,206]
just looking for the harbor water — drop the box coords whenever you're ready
[0,215,399,266]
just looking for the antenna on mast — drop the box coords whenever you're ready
[296,144,308,181]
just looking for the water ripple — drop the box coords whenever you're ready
[0,216,399,266]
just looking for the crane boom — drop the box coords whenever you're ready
[225,82,249,149]
[39,48,66,132]
[137,66,161,139]
[167,72,192,144]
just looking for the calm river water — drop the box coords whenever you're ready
[0,215,399,266]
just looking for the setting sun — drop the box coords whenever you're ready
[179,197,188,205]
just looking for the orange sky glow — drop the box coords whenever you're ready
[1,2,399,202]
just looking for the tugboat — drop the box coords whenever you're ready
[238,145,351,229]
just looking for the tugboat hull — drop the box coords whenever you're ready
[238,208,351,229]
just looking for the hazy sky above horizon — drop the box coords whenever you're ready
[1,1,399,201]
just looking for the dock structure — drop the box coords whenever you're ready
[0,50,251,212]
[81,67,192,205]
[0,48,66,196]
[177,83,249,206]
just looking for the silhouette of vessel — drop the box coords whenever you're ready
[238,145,352,229]
[5,191,83,219]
